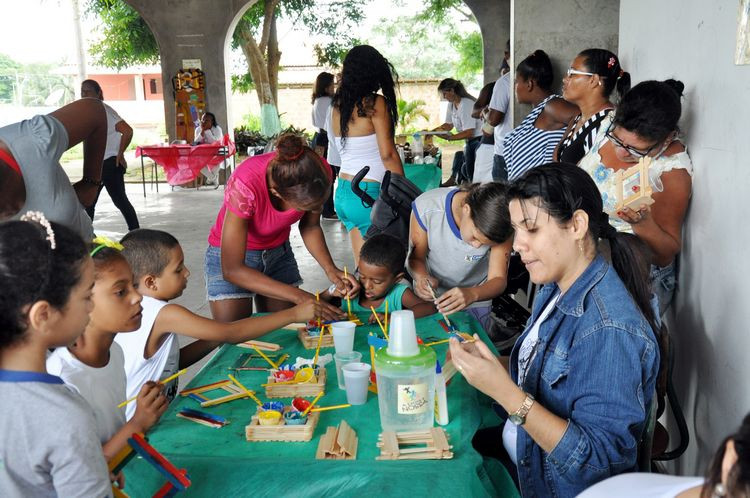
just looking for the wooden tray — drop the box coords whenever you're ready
[297,327,335,349]
[264,367,327,398]
[245,411,320,442]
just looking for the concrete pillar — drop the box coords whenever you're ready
[124,0,252,141]
[134,74,145,101]
[464,0,511,85]
[511,0,619,124]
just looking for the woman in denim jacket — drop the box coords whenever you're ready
[450,164,660,497]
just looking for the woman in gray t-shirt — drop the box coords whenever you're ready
[0,98,108,240]
[408,182,514,329]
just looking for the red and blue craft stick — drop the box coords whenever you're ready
[128,434,191,491]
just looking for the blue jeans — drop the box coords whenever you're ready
[492,154,508,181]
[204,241,302,301]
[462,136,482,182]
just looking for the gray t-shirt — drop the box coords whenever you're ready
[0,370,111,497]
[0,114,94,240]
[411,187,491,308]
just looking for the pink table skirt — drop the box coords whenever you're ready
[136,141,235,186]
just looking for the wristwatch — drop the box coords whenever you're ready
[509,393,535,426]
[80,176,103,187]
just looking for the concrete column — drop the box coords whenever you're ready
[511,0,619,124]
[134,74,145,101]
[464,0,511,85]
[124,0,249,141]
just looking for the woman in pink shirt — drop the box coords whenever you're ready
[205,134,356,322]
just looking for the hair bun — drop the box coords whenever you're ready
[275,133,306,162]
[663,79,685,97]
[532,49,548,59]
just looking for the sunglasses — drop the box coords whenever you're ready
[605,124,659,158]
[566,67,596,77]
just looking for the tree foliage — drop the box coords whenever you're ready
[85,0,159,70]
[397,98,429,134]
[0,54,73,106]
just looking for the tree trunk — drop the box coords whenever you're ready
[268,13,281,106]
[237,23,274,108]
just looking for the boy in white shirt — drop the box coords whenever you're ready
[115,229,317,419]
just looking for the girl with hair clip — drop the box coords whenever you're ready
[47,240,167,462]
[449,164,659,498]
[578,79,692,314]
[329,45,404,263]
[579,411,750,497]
[408,182,514,330]
[502,50,579,181]
[554,48,631,165]
[433,78,483,185]
[205,133,356,322]
[0,215,111,497]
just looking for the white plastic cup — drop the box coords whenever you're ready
[342,362,371,405]
[387,310,419,357]
[334,351,362,390]
[331,321,356,354]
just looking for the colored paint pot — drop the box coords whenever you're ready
[258,410,282,426]
[291,397,311,412]
[261,401,284,413]
[273,369,295,382]
[284,411,308,425]
[294,367,317,384]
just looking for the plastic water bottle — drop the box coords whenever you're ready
[375,310,437,432]
[411,133,424,159]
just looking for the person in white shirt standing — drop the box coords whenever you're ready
[81,79,139,231]
[311,71,338,220]
[488,69,513,181]
[433,78,483,186]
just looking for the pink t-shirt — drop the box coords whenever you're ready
[208,152,329,250]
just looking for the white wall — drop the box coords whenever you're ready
[620,0,750,475]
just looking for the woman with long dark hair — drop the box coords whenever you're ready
[433,78,483,185]
[554,48,631,165]
[578,79,692,314]
[330,45,404,263]
[450,164,659,497]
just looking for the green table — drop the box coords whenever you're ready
[121,313,518,497]
[404,152,442,192]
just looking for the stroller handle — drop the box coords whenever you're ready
[351,166,378,207]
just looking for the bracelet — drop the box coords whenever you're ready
[80,176,103,187]
[327,283,338,295]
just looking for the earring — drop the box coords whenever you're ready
[578,239,584,254]
[713,483,727,497]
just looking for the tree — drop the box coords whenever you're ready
[397,98,429,134]
[86,0,365,136]
[0,54,21,103]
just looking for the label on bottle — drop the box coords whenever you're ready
[397,383,428,414]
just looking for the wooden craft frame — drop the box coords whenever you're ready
[264,367,327,398]
[316,420,358,460]
[245,410,320,442]
[229,352,289,371]
[235,339,281,352]
[614,156,654,212]
[377,428,454,460]
[179,379,251,407]
[297,327,335,349]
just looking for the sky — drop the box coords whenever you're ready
[0,0,448,68]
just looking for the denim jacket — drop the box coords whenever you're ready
[509,255,659,498]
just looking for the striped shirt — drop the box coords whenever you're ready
[503,95,566,181]
[557,108,613,165]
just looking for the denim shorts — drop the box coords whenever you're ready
[204,241,302,301]
[334,178,381,234]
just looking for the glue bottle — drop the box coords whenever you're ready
[375,310,437,432]
[434,360,449,426]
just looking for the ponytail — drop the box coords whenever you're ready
[510,163,657,332]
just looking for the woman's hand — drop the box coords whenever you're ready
[449,334,511,400]
[295,289,346,321]
[414,275,439,301]
[435,287,478,315]
[616,205,653,226]
[327,268,360,299]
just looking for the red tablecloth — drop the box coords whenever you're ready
[136,140,235,186]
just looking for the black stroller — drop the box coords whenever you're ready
[350,166,422,249]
